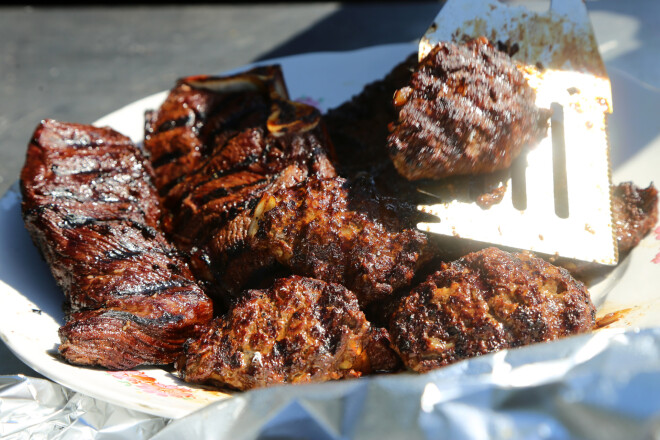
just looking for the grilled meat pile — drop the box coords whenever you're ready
[18,38,658,391]
[389,247,596,372]
[387,37,550,181]
[20,120,213,369]
[178,276,400,390]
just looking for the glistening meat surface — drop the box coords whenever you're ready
[612,181,658,255]
[247,176,431,305]
[389,247,596,373]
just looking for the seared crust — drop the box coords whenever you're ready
[612,181,658,255]
[389,247,595,373]
[21,120,213,369]
[387,37,549,180]
[248,176,430,305]
[21,120,161,227]
[177,276,400,390]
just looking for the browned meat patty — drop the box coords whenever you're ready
[177,276,400,390]
[247,176,430,306]
[389,247,595,373]
[612,181,658,255]
[21,120,213,369]
[143,68,336,304]
[387,37,550,181]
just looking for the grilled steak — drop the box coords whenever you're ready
[247,176,430,305]
[17,52,656,389]
[21,120,213,369]
[387,37,550,181]
[177,276,400,390]
[389,247,595,373]
[144,68,336,304]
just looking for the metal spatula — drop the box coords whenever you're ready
[415,0,617,265]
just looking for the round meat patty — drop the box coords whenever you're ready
[387,37,550,180]
[389,247,595,373]
[177,275,400,390]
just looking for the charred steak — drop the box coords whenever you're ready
[21,120,213,369]
[144,67,336,304]
[144,66,290,195]
[387,37,549,180]
[389,247,595,373]
[177,276,400,390]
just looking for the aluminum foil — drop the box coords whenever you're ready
[0,375,167,439]
[6,328,660,439]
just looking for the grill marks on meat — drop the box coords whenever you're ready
[22,123,160,227]
[143,67,336,302]
[389,247,595,373]
[20,53,654,389]
[387,37,550,181]
[612,182,658,255]
[177,276,400,391]
[248,176,430,305]
[144,67,288,193]
[21,120,212,369]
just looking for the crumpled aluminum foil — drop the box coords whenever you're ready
[0,375,167,439]
[6,328,660,439]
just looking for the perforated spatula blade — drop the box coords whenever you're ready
[416,0,617,265]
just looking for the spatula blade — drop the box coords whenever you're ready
[416,0,617,265]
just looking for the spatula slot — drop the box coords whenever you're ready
[468,175,486,202]
[511,154,527,211]
[551,102,570,219]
